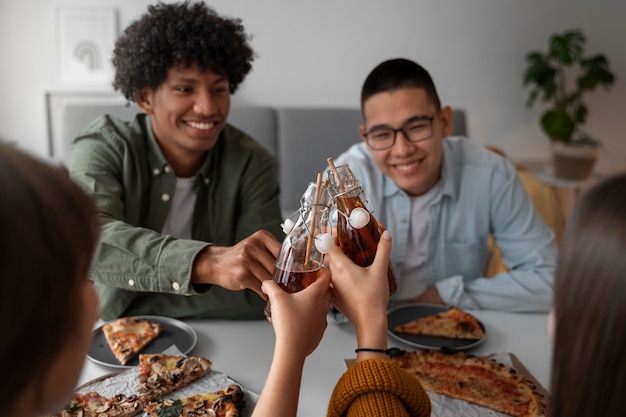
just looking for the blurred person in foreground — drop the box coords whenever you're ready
[550,172,626,417]
[254,231,431,417]
[0,144,100,417]
[331,58,557,312]
[69,1,283,321]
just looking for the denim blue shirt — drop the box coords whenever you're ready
[333,137,556,312]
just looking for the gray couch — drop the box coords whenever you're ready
[56,101,467,216]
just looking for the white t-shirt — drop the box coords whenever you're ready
[396,181,442,301]
[161,176,196,240]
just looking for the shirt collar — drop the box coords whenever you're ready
[142,114,213,180]
[439,138,459,200]
[142,115,170,175]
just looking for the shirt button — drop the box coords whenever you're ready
[152,168,160,176]
[162,193,170,202]
[128,279,135,286]
[203,177,210,185]
[164,165,171,173]
[172,282,181,290]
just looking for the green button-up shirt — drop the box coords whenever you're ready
[70,113,283,320]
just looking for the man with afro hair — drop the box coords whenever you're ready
[69,1,284,320]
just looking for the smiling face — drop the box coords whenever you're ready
[359,87,453,196]
[135,64,231,177]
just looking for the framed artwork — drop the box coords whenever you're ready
[57,7,118,84]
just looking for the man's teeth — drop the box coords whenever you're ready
[396,162,419,171]
[187,121,215,130]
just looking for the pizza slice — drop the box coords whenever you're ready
[390,350,547,417]
[393,306,485,339]
[136,354,213,402]
[143,384,245,417]
[102,317,162,365]
[56,391,144,417]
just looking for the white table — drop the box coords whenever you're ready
[78,311,552,417]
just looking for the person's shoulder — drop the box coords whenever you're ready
[219,124,275,166]
[334,142,373,166]
[221,124,270,151]
[77,113,147,144]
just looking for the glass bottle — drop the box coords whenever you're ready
[264,180,332,317]
[326,163,398,295]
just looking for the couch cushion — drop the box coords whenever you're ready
[228,106,277,157]
[276,107,364,216]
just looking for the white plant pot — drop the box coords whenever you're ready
[551,141,599,180]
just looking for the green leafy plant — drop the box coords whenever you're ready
[523,29,615,144]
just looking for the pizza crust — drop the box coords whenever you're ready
[390,350,547,417]
[56,391,144,417]
[102,317,162,365]
[393,307,485,340]
[137,354,213,402]
[51,355,219,417]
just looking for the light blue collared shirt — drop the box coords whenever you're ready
[333,136,556,313]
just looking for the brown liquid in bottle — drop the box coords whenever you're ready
[335,195,398,295]
[264,261,323,317]
[274,264,322,293]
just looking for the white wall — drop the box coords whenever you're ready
[1,0,625,173]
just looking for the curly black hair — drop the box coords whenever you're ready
[112,1,254,101]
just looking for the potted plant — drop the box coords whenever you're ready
[523,29,615,180]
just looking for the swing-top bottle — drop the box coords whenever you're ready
[326,163,398,295]
[264,180,332,317]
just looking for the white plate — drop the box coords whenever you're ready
[387,304,485,351]
[88,315,198,368]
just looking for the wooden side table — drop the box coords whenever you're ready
[523,161,603,222]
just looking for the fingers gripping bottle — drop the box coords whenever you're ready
[264,175,333,317]
[326,159,398,295]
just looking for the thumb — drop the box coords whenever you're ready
[372,230,392,272]
[261,279,282,300]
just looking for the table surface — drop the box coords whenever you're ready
[78,310,553,417]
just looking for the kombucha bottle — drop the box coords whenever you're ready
[264,179,332,317]
[326,162,398,295]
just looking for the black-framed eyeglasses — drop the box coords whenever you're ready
[363,111,440,150]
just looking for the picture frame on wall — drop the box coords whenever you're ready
[57,6,118,85]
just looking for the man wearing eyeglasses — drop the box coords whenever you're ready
[332,58,556,313]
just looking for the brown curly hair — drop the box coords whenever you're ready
[112,1,255,101]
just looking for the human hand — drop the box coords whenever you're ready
[261,269,332,360]
[191,230,281,298]
[327,230,392,350]
[412,286,444,305]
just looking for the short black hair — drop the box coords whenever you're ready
[360,58,441,111]
[112,1,254,101]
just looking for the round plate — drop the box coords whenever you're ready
[88,315,198,369]
[387,304,485,351]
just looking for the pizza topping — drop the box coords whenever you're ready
[144,385,245,417]
[52,355,219,417]
[137,354,213,402]
[102,317,163,365]
[393,307,485,340]
[59,391,144,417]
[389,350,547,417]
